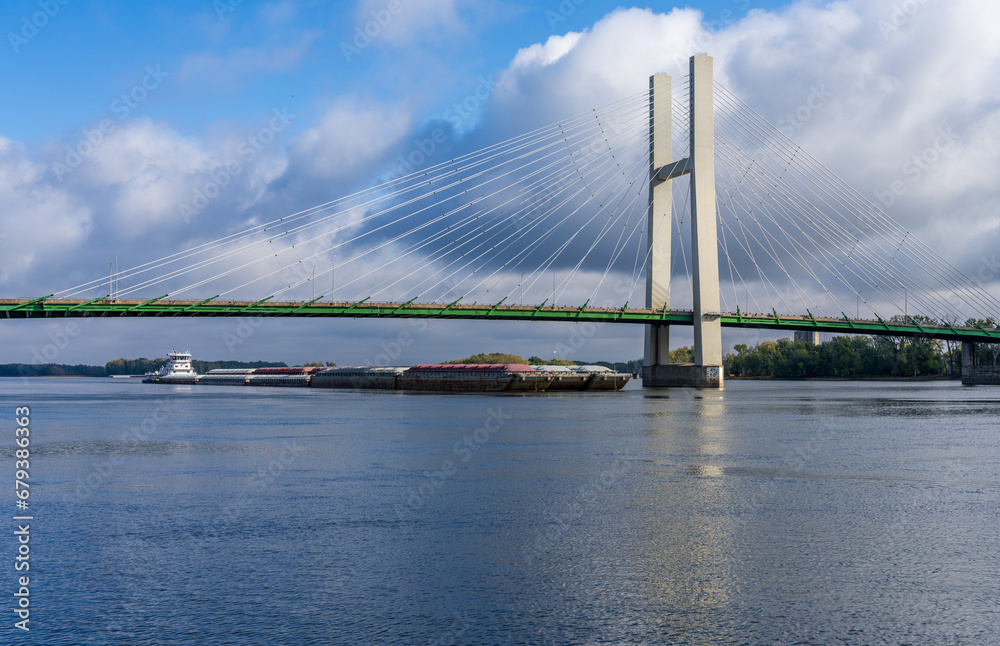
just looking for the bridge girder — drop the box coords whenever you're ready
[2,298,997,344]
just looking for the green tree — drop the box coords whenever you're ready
[444,352,527,364]
[669,346,694,363]
[105,358,286,375]
[723,332,953,380]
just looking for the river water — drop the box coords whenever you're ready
[1,378,998,645]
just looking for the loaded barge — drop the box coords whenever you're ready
[144,358,629,392]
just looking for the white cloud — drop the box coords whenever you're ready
[178,33,319,91]
[287,99,411,181]
[354,0,467,46]
[0,137,91,287]
[508,31,582,71]
[0,113,305,294]
[5,0,1000,361]
[485,0,1000,269]
[489,8,706,133]
[82,120,215,236]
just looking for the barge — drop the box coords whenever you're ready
[144,360,630,392]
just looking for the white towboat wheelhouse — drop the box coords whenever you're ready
[155,350,196,377]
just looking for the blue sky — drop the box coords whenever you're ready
[0,1,784,142]
[2,0,998,367]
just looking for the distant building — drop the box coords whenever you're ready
[794,330,820,345]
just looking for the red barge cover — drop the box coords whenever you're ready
[407,364,537,372]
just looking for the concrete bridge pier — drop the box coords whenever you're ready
[961,341,977,378]
[961,341,1000,385]
[642,54,723,389]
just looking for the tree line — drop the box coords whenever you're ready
[6,321,996,380]
[725,334,997,380]
[105,358,287,375]
[0,363,106,377]
[443,352,646,374]
[0,359,288,377]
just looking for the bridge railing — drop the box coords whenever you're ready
[2,297,998,343]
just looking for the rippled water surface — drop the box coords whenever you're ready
[2,378,998,645]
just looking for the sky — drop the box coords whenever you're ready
[1,0,999,367]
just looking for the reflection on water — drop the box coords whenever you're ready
[1,378,998,645]
[636,393,737,643]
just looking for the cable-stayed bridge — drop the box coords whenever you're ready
[3,55,998,387]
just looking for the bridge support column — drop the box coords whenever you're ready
[643,73,672,373]
[961,341,977,382]
[962,341,1000,385]
[643,54,723,389]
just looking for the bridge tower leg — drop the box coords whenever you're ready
[961,341,977,381]
[643,73,672,374]
[642,54,724,388]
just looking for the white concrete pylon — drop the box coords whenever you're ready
[642,54,723,388]
[688,54,723,368]
[644,73,672,368]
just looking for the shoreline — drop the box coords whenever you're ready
[725,375,961,382]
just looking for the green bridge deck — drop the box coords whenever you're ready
[1,297,998,343]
